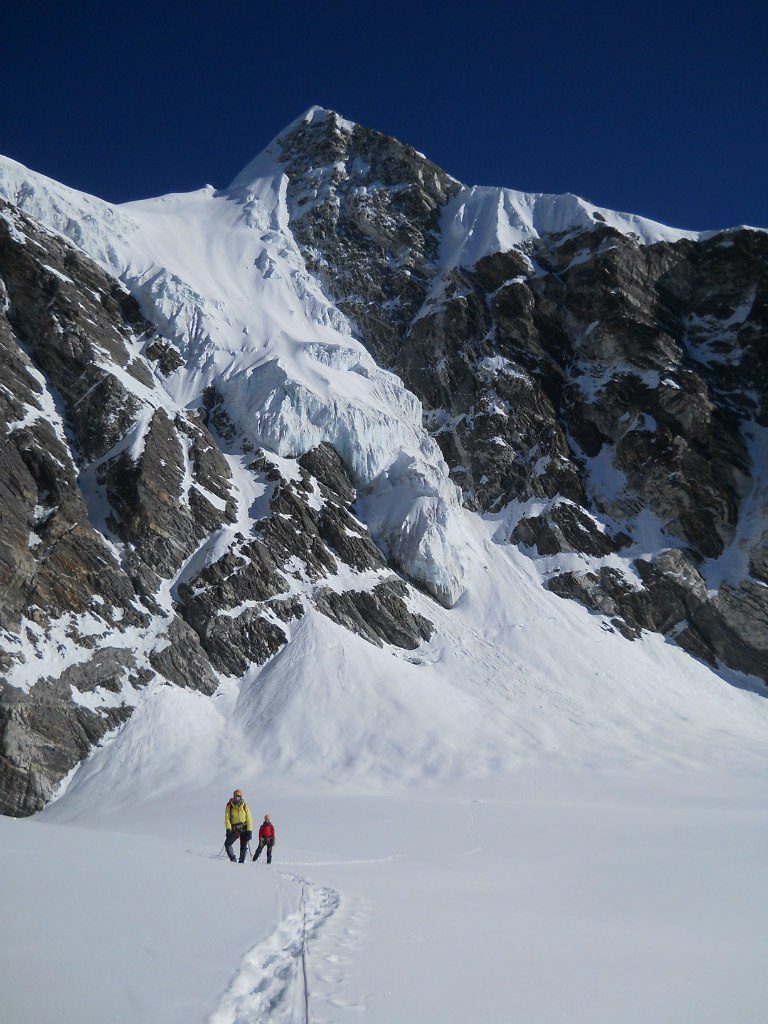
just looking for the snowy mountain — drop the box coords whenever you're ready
[1,105,766,822]
[1,105,767,1024]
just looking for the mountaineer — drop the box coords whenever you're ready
[224,789,253,863]
[252,814,276,863]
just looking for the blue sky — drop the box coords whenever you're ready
[3,1,766,229]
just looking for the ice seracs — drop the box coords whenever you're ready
[0,136,472,606]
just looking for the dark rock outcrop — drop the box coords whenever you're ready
[278,113,460,366]
[0,678,132,817]
[512,503,626,557]
[176,443,433,672]
[315,579,433,650]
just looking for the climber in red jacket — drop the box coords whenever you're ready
[252,814,276,863]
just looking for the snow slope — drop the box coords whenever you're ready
[2,754,766,1023]
[440,184,700,273]
[22,510,768,806]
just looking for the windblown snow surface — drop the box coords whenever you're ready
[1,111,767,1023]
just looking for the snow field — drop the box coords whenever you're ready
[2,771,765,1024]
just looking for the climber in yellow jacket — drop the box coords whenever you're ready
[224,789,253,863]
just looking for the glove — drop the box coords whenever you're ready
[242,831,253,842]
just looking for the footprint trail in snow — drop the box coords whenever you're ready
[208,870,368,1023]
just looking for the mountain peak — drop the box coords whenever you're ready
[273,105,356,143]
[228,106,358,192]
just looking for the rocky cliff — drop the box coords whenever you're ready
[1,108,765,815]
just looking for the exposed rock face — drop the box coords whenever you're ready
[274,113,768,682]
[0,678,133,816]
[315,579,433,650]
[176,442,432,675]
[280,113,460,366]
[511,502,627,558]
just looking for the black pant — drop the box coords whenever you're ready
[253,838,274,863]
[225,830,250,862]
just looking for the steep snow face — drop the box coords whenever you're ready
[0,156,140,272]
[439,185,702,273]
[0,146,470,606]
